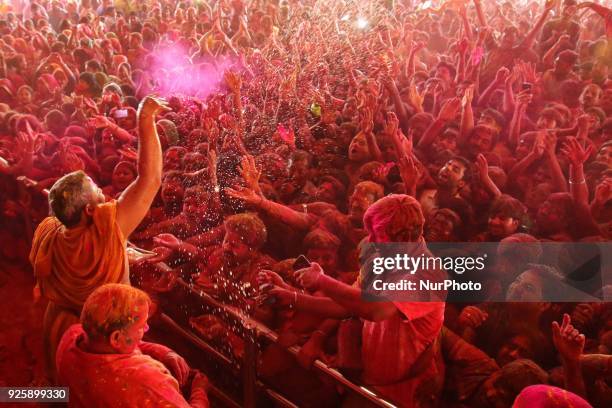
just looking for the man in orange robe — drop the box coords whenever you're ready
[30,95,168,381]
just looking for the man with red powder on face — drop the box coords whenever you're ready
[56,283,209,407]
[264,195,446,407]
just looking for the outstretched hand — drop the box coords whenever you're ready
[225,185,262,205]
[153,233,182,249]
[295,262,324,291]
[257,269,285,288]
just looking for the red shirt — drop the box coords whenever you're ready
[56,324,205,408]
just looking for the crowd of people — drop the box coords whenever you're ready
[1,0,612,406]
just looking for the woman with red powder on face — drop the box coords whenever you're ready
[102,161,137,199]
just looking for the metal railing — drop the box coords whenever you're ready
[159,278,397,408]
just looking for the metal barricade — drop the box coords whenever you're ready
[158,278,396,408]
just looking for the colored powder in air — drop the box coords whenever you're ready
[141,43,240,99]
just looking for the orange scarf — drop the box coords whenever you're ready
[30,201,128,309]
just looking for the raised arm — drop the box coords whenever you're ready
[508,91,532,148]
[91,115,136,145]
[562,136,592,207]
[473,0,487,27]
[475,154,502,198]
[477,67,509,107]
[116,96,168,237]
[520,0,555,49]
[419,98,461,151]
[225,155,317,231]
[226,185,317,231]
[361,108,383,162]
[552,314,587,398]
[544,133,568,193]
[459,5,474,41]
[576,2,612,37]
[383,76,410,132]
[508,132,545,181]
[460,85,475,140]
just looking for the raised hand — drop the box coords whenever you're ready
[552,313,585,363]
[407,80,424,112]
[462,84,474,108]
[516,61,540,85]
[360,107,374,134]
[516,89,533,107]
[15,131,35,157]
[438,97,461,122]
[411,40,426,53]
[593,179,612,204]
[384,111,399,137]
[475,153,490,181]
[398,155,420,193]
[494,67,510,84]
[561,137,593,167]
[557,34,572,48]
[239,154,262,194]
[224,70,242,93]
[138,95,170,117]
[402,130,414,157]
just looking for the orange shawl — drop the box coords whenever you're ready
[29,200,128,379]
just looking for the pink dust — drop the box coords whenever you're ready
[141,43,239,100]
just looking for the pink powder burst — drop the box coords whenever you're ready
[142,42,240,100]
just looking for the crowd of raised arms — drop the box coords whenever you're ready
[1,0,612,407]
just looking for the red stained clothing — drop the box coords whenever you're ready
[56,324,208,408]
[361,301,445,407]
[360,240,446,407]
